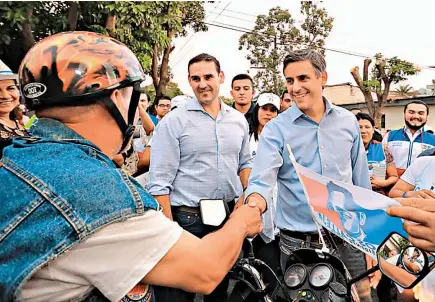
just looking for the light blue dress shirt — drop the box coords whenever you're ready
[147,98,252,206]
[245,99,371,232]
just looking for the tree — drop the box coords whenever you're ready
[144,81,184,102]
[395,84,415,98]
[0,1,207,99]
[351,54,420,128]
[220,96,234,106]
[148,2,207,98]
[239,3,333,94]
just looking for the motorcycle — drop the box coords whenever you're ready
[228,232,435,302]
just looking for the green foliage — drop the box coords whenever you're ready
[239,3,333,94]
[144,81,184,102]
[0,1,206,96]
[299,2,334,55]
[220,96,234,106]
[395,84,415,98]
[363,53,420,95]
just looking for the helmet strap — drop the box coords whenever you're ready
[100,84,141,154]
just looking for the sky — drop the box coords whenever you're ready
[154,0,435,98]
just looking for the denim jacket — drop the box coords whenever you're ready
[0,118,158,301]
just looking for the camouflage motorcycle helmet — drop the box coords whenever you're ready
[18,31,145,151]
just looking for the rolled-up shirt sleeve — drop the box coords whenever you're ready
[146,117,181,196]
[350,120,371,190]
[238,119,253,172]
[245,122,283,204]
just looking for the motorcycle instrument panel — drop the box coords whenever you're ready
[284,264,307,288]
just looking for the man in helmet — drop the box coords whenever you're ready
[0,32,263,302]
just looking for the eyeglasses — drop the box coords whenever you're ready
[158,104,171,108]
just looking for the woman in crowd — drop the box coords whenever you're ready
[247,92,280,291]
[356,113,398,194]
[0,60,29,158]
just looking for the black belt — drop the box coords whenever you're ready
[172,200,236,215]
[280,229,320,242]
[172,205,200,214]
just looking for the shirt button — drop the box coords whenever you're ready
[320,145,324,149]
[324,164,328,169]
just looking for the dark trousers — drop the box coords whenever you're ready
[279,231,379,302]
[154,204,233,302]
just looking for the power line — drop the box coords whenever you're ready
[172,2,232,69]
[204,21,435,71]
[171,2,220,61]
[207,11,256,23]
[204,4,259,17]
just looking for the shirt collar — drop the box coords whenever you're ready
[288,96,334,123]
[404,126,423,139]
[187,97,231,115]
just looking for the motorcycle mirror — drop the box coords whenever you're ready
[376,232,435,289]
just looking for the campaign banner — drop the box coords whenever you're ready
[287,145,408,259]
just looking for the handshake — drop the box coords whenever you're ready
[230,193,267,237]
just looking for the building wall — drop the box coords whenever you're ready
[324,85,365,105]
[358,105,435,131]
[324,84,378,106]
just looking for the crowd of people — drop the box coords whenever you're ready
[1,31,435,302]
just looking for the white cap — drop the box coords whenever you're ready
[257,93,280,110]
[171,95,191,109]
[0,59,18,81]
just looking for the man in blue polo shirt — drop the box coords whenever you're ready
[245,49,377,301]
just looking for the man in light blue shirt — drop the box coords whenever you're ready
[147,53,257,302]
[245,49,376,302]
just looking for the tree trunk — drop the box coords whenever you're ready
[67,2,79,30]
[156,40,175,98]
[374,59,390,129]
[22,6,35,52]
[106,14,116,36]
[151,44,160,92]
[350,62,375,117]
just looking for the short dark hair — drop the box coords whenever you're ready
[283,49,326,76]
[231,74,253,88]
[404,100,429,115]
[154,95,171,107]
[281,90,289,100]
[188,53,221,74]
[355,112,375,127]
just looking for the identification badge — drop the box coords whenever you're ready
[199,199,229,227]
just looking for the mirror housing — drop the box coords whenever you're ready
[376,232,435,289]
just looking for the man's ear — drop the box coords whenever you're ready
[219,71,225,84]
[110,89,122,107]
[321,71,328,88]
[230,89,235,98]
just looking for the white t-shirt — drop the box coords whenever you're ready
[20,210,183,302]
[400,156,435,299]
[401,156,435,191]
